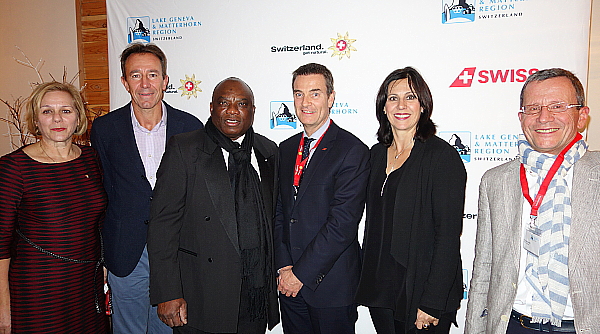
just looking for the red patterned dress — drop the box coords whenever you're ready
[0,145,108,333]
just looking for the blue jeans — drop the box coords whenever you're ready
[108,246,171,334]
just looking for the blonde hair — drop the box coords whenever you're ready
[25,82,87,136]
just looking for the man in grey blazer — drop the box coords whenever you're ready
[465,68,600,334]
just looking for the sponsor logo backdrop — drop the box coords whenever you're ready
[107,1,591,332]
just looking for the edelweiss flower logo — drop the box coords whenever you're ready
[328,32,356,60]
[178,74,202,99]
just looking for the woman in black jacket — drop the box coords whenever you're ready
[356,67,467,333]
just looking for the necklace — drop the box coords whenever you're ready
[394,145,409,159]
[382,139,414,196]
[38,142,77,163]
[39,143,57,163]
[387,139,414,169]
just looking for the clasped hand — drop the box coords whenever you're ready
[277,265,303,297]
[157,298,187,327]
[414,308,439,330]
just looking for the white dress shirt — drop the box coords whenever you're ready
[513,167,574,319]
[131,103,167,189]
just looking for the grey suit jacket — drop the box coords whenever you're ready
[465,151,600,334]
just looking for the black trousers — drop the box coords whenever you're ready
[174,289,267,334]
[279,291,357,334]
[173,316,266,334]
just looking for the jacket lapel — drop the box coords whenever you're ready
[294,122,338,204]
[279,134,301,215]
[254,137,277,218]
[570,153,600,265]
[164,102,184,140]
[196,132,240,255]
[116,104,147,179]
[499,160,524,273]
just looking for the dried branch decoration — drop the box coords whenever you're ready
[0,97,34,150]
[1,46,99,150]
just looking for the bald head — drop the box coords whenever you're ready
[210,77,256,140]
[212,77,254,103]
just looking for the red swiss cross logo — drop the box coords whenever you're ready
[336,40,347,51]
[185,81,195,91]
[450,67,476,88]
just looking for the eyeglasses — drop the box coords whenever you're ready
[520,102,581,116]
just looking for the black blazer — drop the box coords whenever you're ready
[357,136,466,326]
[275,121,370,308]
[90,102,202,277]
[147,128,280,332]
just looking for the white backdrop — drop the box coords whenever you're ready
[107,1,591,332]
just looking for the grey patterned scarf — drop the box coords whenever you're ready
[518,134,587,326]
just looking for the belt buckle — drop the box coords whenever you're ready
[518,314,530,329]
[516,311,573,333]
[519,314,547,332]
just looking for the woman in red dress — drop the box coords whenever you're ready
[0,82,108,333]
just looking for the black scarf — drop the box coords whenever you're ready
[205,118,270,321]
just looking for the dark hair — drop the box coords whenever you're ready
[292,63,334,96]
[376,67,436,146]
[120,43,167,78]
[520,68,585,107]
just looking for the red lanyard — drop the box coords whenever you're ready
[520,133,582,221]
[293,121,330,187]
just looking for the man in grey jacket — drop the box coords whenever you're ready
[466,68,600,334]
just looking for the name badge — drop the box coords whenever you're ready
[523,228,541,256]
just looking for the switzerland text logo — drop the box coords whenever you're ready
[450,67,538,87]
[127,17,151,43]
[271,44,326,56]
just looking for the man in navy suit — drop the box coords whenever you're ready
[275,63,369,333]
[91,43,202,333]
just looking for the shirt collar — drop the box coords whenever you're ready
[130,102,167,132]
[303,117,331,139]
[234,133,245,145]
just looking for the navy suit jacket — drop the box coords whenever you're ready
[274,121,369,308]
[90,102,203,277]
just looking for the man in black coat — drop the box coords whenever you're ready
[148,78,280,333]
